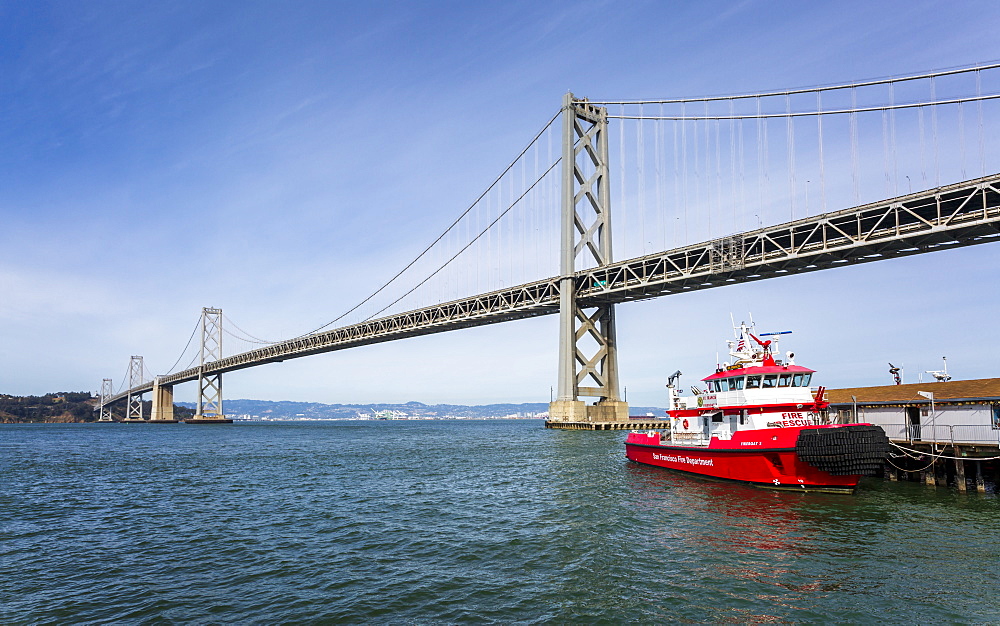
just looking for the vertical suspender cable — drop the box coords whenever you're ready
[882,107,891,199]
[499,176,505,287]
[891,81,899,195]
[918,105,927,186]
[762,110,770,223]
[715,118,722,237]
[476,174,489,293]
[465,193,470,295]
[728,99,737,233]
[958,100,967,180]
[444,214,450,300]
[514,155,532,284]
[698,102,706,238]
[498,177,504,286]
[508,170,514,283]
[476,194,493,293]
[931,76,940,187]
[850,86,861,204]
[619,105,627,258]
[549,126,556,274]
[756,96,764,227]
[486,190,492,291]
[977,69,986,177]
[685,103,702,243]
[673,114,680,246]
[738,114,746,231]
[784,95,792,219]
[816,91,827,211]
[682,102,689,243]
[661,103,668,249]
[445,211,451,300]
[533,139,539,281]
[442,207,448,301]
[426,219,434,308]
[705,101,712,238]
[655,104,663,252]
[637,104,646,255]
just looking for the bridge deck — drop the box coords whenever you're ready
[108,173,1000,404]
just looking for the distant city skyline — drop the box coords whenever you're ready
[2,1,1000,407]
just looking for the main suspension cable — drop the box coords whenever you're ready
[166,317,201,374]
[589,61,1000,105]
[222,314,280,345]
[362,158,562,322]
[607,93,1000,120]
[293,109,562,338]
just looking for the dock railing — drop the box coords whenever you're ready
[877,423,1000,446]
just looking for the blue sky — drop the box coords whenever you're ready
[2,1,999,406]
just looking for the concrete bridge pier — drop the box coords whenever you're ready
[149,378,178,423]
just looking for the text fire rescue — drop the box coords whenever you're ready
[767,412,815,428]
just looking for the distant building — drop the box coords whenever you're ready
[826,378,1000,445]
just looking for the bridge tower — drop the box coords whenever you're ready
[124,356,146,422]
[189,307,231,423]
[548,93,629,425]
[98,378,114,422]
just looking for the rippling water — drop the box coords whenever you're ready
[3,420,999,623]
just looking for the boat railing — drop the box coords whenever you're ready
[877,423,1000,446]
[668,432,711,445]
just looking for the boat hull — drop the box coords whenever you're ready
[625,441,860,493]
[625,424,889,493]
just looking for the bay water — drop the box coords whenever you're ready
[3,420,998,623]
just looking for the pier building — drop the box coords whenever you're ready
[826,379,1000,492]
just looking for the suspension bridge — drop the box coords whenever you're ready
[98,63,1000,425]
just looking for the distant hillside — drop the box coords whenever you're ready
[0,392,97,423]
[0,392,196,423]
[0,392,667,423]
[175,399,669,420]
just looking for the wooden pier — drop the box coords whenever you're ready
[882,440,999,493]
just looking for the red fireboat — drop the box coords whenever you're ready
[625,320,889,493]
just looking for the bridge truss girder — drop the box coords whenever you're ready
[107,174,1000,406]
[577,174,1000,305]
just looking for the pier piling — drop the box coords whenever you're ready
[954,454,968,492]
